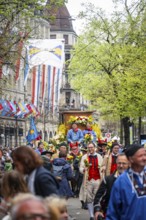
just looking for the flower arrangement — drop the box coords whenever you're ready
[68,115,93,125]
[84,133,93,143]
[92,123,102,139]
[48,144,57,153]
[84,159,91,167]
[76,152,83,161]
[58,124,67,135]
[67,155,74,164]
[49,132,66,146]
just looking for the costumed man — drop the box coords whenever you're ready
[67,122,83,149]
[101,143,119,177]
[79,142,103,220]
[94,153,129,219]
[106,144,146,220]
[83,123,97,144]
[97,139,108,158]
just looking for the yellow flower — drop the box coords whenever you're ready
[30,130,34,134]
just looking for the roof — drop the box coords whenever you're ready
[45,3,75,32]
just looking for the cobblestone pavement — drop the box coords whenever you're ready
[67,198,89,220]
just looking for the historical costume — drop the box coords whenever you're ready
[106,168,146,220]
[106,144,146,220]
[80,151,103,220]
[67,123,83,145]
[101,144,119,176]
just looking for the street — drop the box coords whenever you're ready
[68,198,89,220]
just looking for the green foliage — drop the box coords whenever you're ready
[68,0,146,121]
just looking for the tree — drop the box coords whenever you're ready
[68,0,146,145]
[0,0,66,87]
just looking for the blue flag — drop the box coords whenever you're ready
[26,117,38,142]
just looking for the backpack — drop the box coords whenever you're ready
[52,164,64,181]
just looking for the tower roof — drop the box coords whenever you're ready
[46,3,75,32]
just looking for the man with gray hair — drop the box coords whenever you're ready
[11,196,50,220]
[94,153,129,219]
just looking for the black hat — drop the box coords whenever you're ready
[59,142,67,148]
[125,144,143,158]
[41,151,54,156]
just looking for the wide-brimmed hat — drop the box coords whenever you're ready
[41,150,54,156]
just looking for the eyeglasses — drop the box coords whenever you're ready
[117,162,128,165]
[16,214,50,220]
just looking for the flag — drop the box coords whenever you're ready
[26,117,38,142]
[26,39,65,69]
[47,65,53,111]
[51,67,56,114]
[24,51,29,86]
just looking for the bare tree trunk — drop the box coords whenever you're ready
[138,117,142,144]
[120,118,124,144]
[122,117,130,146]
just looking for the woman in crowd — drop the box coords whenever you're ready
[11,146,59,197]
[1,170,28,220]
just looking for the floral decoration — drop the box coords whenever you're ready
[84,133,93,143]
[68,115,93,125]
[84,159,91,167]
[67,155,74,164]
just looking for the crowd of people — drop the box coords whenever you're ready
[0,122,146,220]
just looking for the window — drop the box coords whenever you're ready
[50,34,56,39]
[65,53,70,62]
[63,35,69,44]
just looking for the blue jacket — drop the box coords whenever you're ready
[53,158,73,197]
[67,129,83,143]
[106,170,146,220]
[34,166,59,197]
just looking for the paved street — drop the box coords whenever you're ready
[67,198,89,220]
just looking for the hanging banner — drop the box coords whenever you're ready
[24,39,65,85]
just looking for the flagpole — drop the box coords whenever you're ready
[15,117,18,147]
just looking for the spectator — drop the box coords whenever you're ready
[45,196,69,220]
[11,196,50,220]
[11,146,59,197]
[52,152,73,199]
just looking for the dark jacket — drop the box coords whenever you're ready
[34,166,59,197]
[53,158,73,197]
[94,173,117,214]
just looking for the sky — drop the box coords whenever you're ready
[66,0,114,34]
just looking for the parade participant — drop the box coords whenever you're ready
[106,144,146,220]
[67,122,83,146]
[52,152,73,199]
[94,153,129,219]
[101,143,119,176]
[11,146,59,197]
[52,142,68,159]
[83,123,97,144]
[80,142,103,220]
[11,196,50,220]
[35,142,45,155]
[97,139,107,158]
